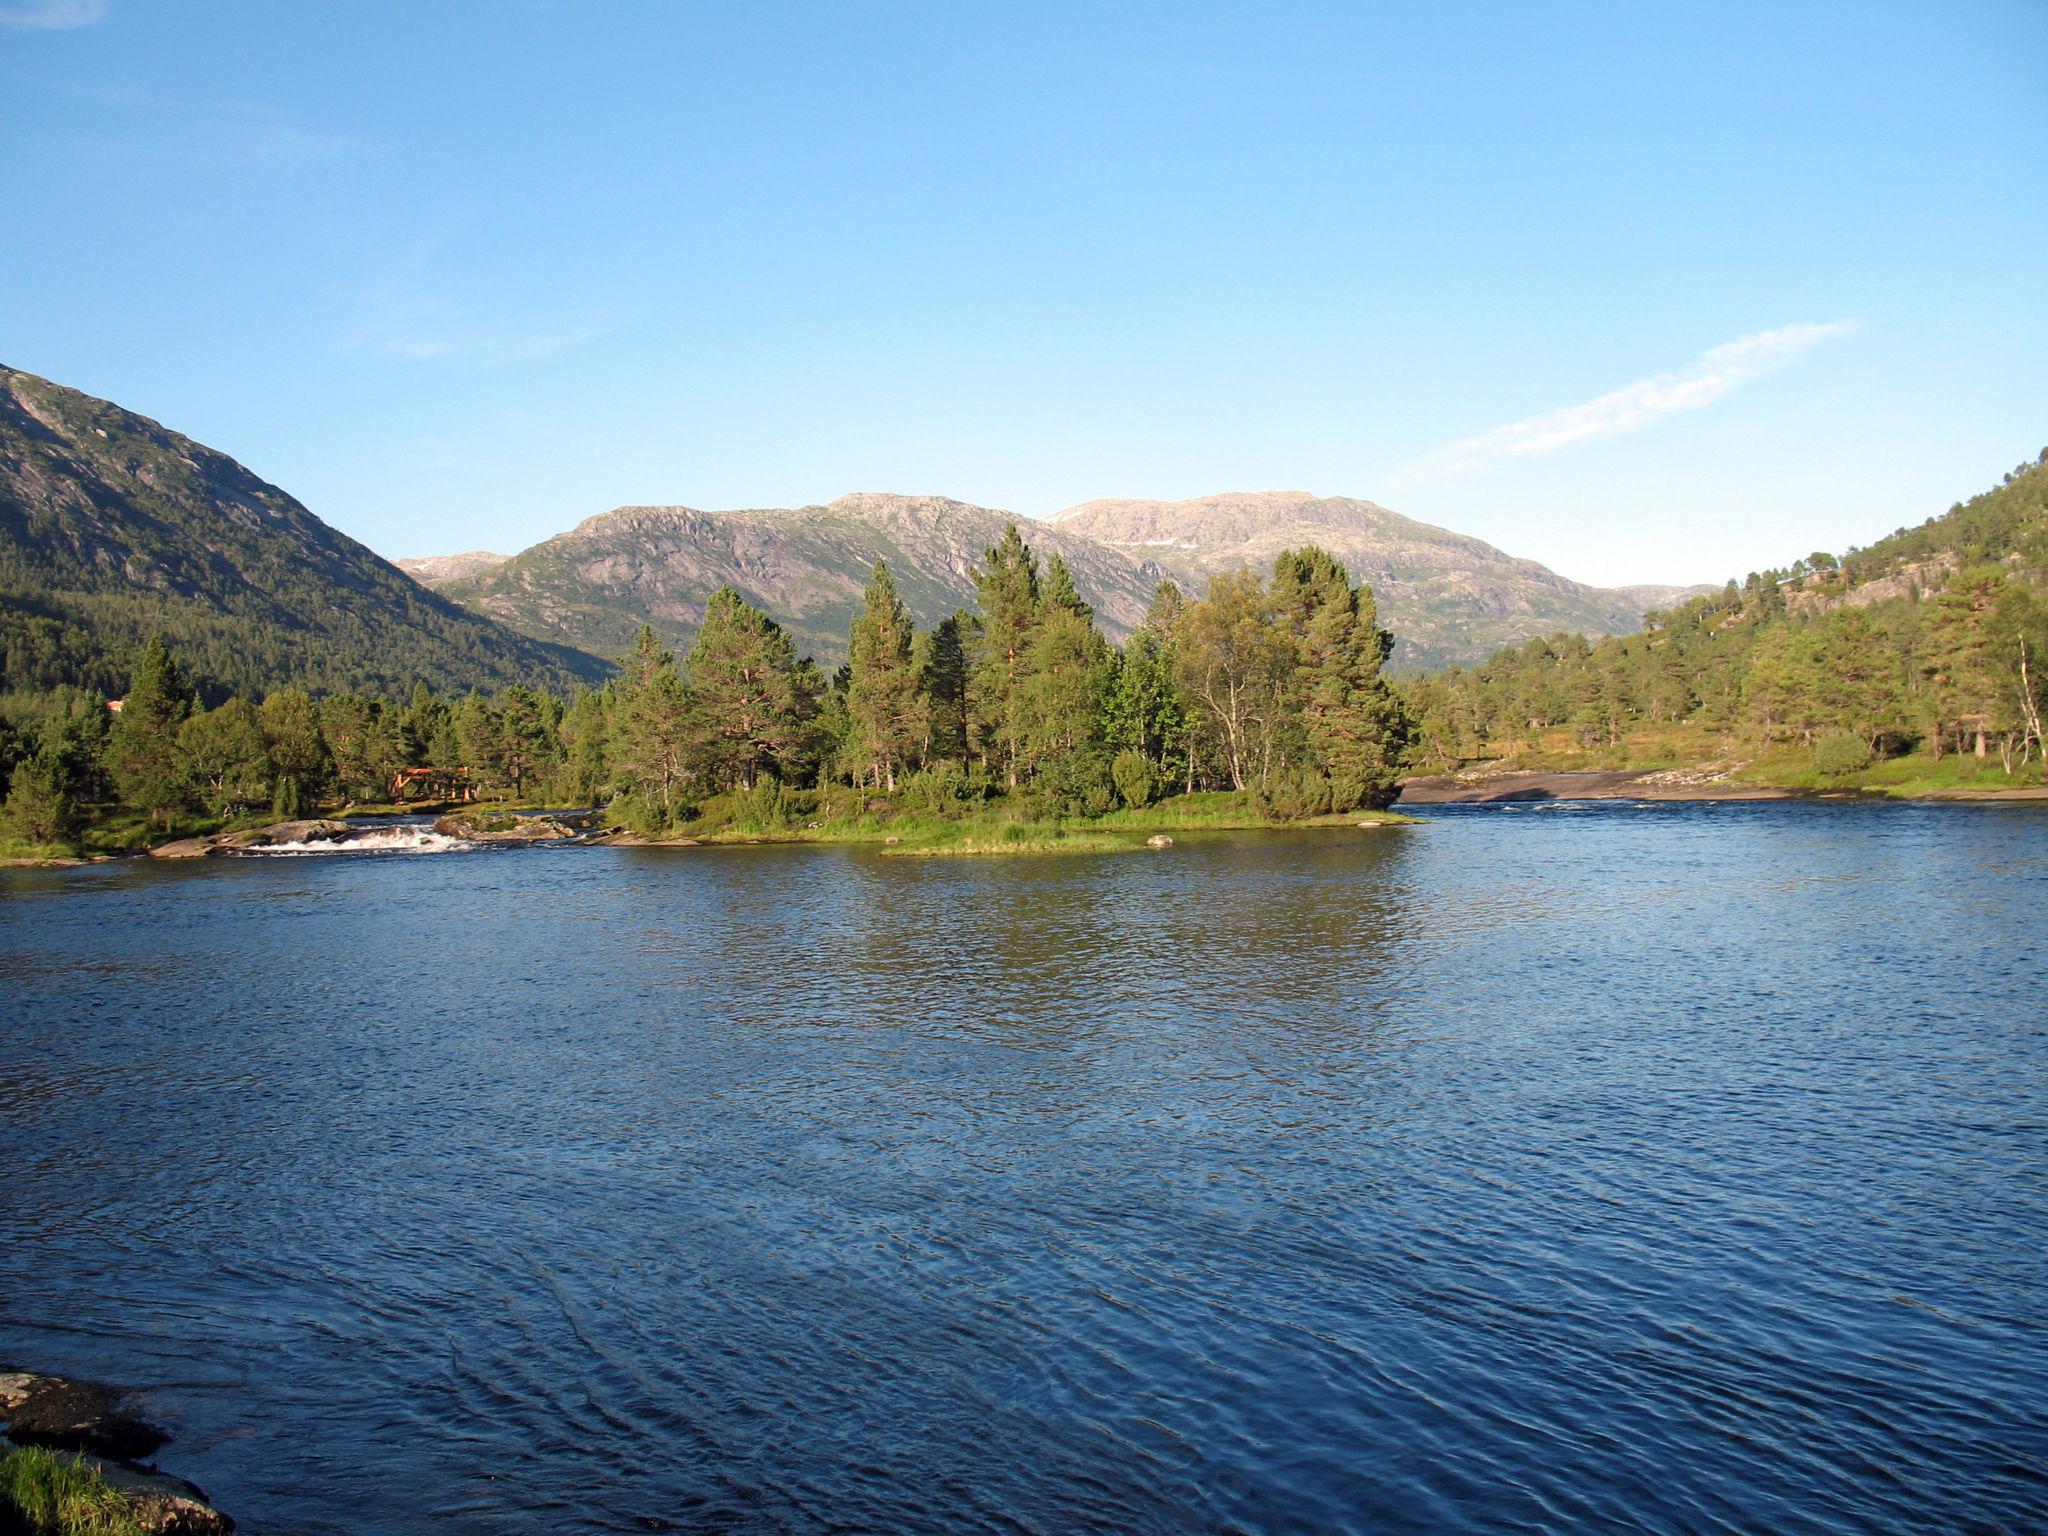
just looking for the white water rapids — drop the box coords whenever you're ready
[236,826,480,856]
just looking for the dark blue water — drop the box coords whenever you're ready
[3,802,2045,1534]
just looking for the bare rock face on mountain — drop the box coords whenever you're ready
[428,489,1703,671]
[439,493,1172,666]
[397,550,509,586]
[1053,491,1710,669]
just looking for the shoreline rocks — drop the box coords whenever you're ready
[432,809,603,842]
[151,819,356,859]
[0,1370,233,1533]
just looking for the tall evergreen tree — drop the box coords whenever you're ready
[1,723,82,849]
[555,688,611,804]
[613,650,692,816]
[966,526,1041,786]
[684,587,820,788]
[108,637,193,832]
[845,561,926,791]
[498,685,555,798]
[914,613,972,769]
[1272,549,1413,810]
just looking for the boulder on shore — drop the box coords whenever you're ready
[150,819,354,858]
[1,1369,234,1531]
[0,1371,166,1460]
[433,810,599,842]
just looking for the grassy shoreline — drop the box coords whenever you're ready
[611,789,1418,857]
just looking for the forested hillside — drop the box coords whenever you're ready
[0,366,610,699]
[1404,452,2048,781]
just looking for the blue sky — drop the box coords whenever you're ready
[4,1,2044,588]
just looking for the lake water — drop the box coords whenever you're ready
[3,802,2045,1534]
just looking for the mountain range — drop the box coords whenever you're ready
[1,363,1709,697]
[408,491,1704,672]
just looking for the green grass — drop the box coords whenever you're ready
[620,788,1415,857]
[0,836,84,864]
[0,1445,145,1536]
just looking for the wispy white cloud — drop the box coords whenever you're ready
[363,311,619,363]
[0,0,106,29]
[1394,321,1859,483]
[341,221,619,364]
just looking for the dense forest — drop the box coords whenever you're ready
[1405,452,2048,779]
[0,529,1412,854]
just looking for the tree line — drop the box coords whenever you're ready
[0,530,1413,850]
[1405,453,2048,777]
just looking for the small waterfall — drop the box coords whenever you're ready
[235,825,480,856]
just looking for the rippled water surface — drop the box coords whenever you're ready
[4,802,2046,1534]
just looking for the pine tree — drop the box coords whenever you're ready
[497,685,555,799]
[1924,570,2007,757]
[1,724,82,849]
[613,658,692,818]
[1273,548,1411,808]
[555,688,611,804]
[108,637,193,832]
[1040,554,1092,620]
[684,588,820,789]
[1112,582,1193,790]
[845,561,926,791]
[1022,604,1114,807]
[966,526,1041,786]
[451,692,505,791]
[915,613,971,769]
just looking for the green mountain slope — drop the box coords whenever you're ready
[0,366,610,698]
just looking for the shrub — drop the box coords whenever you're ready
[895,762,971,814]
[610,792,694,837]
[1033,752,1116,818]
[1254,766,1333,821]
[1813,731,1873,778]
[1110,750,1156,810]
[731,777,788,830]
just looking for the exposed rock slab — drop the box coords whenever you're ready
[1397,770,1790,804]
[0,1373,167,1460]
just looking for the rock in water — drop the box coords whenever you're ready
[0,1372,168,1460]
[82,1456,235,1534]
[1146,834,1174,848]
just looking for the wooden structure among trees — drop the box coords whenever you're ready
[389,766,475,803]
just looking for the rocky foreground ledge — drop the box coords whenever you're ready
[0,1370,232,1532]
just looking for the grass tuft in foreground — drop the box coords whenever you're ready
[0,1445,145,1536]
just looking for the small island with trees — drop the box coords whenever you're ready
[0,528,1417,863]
